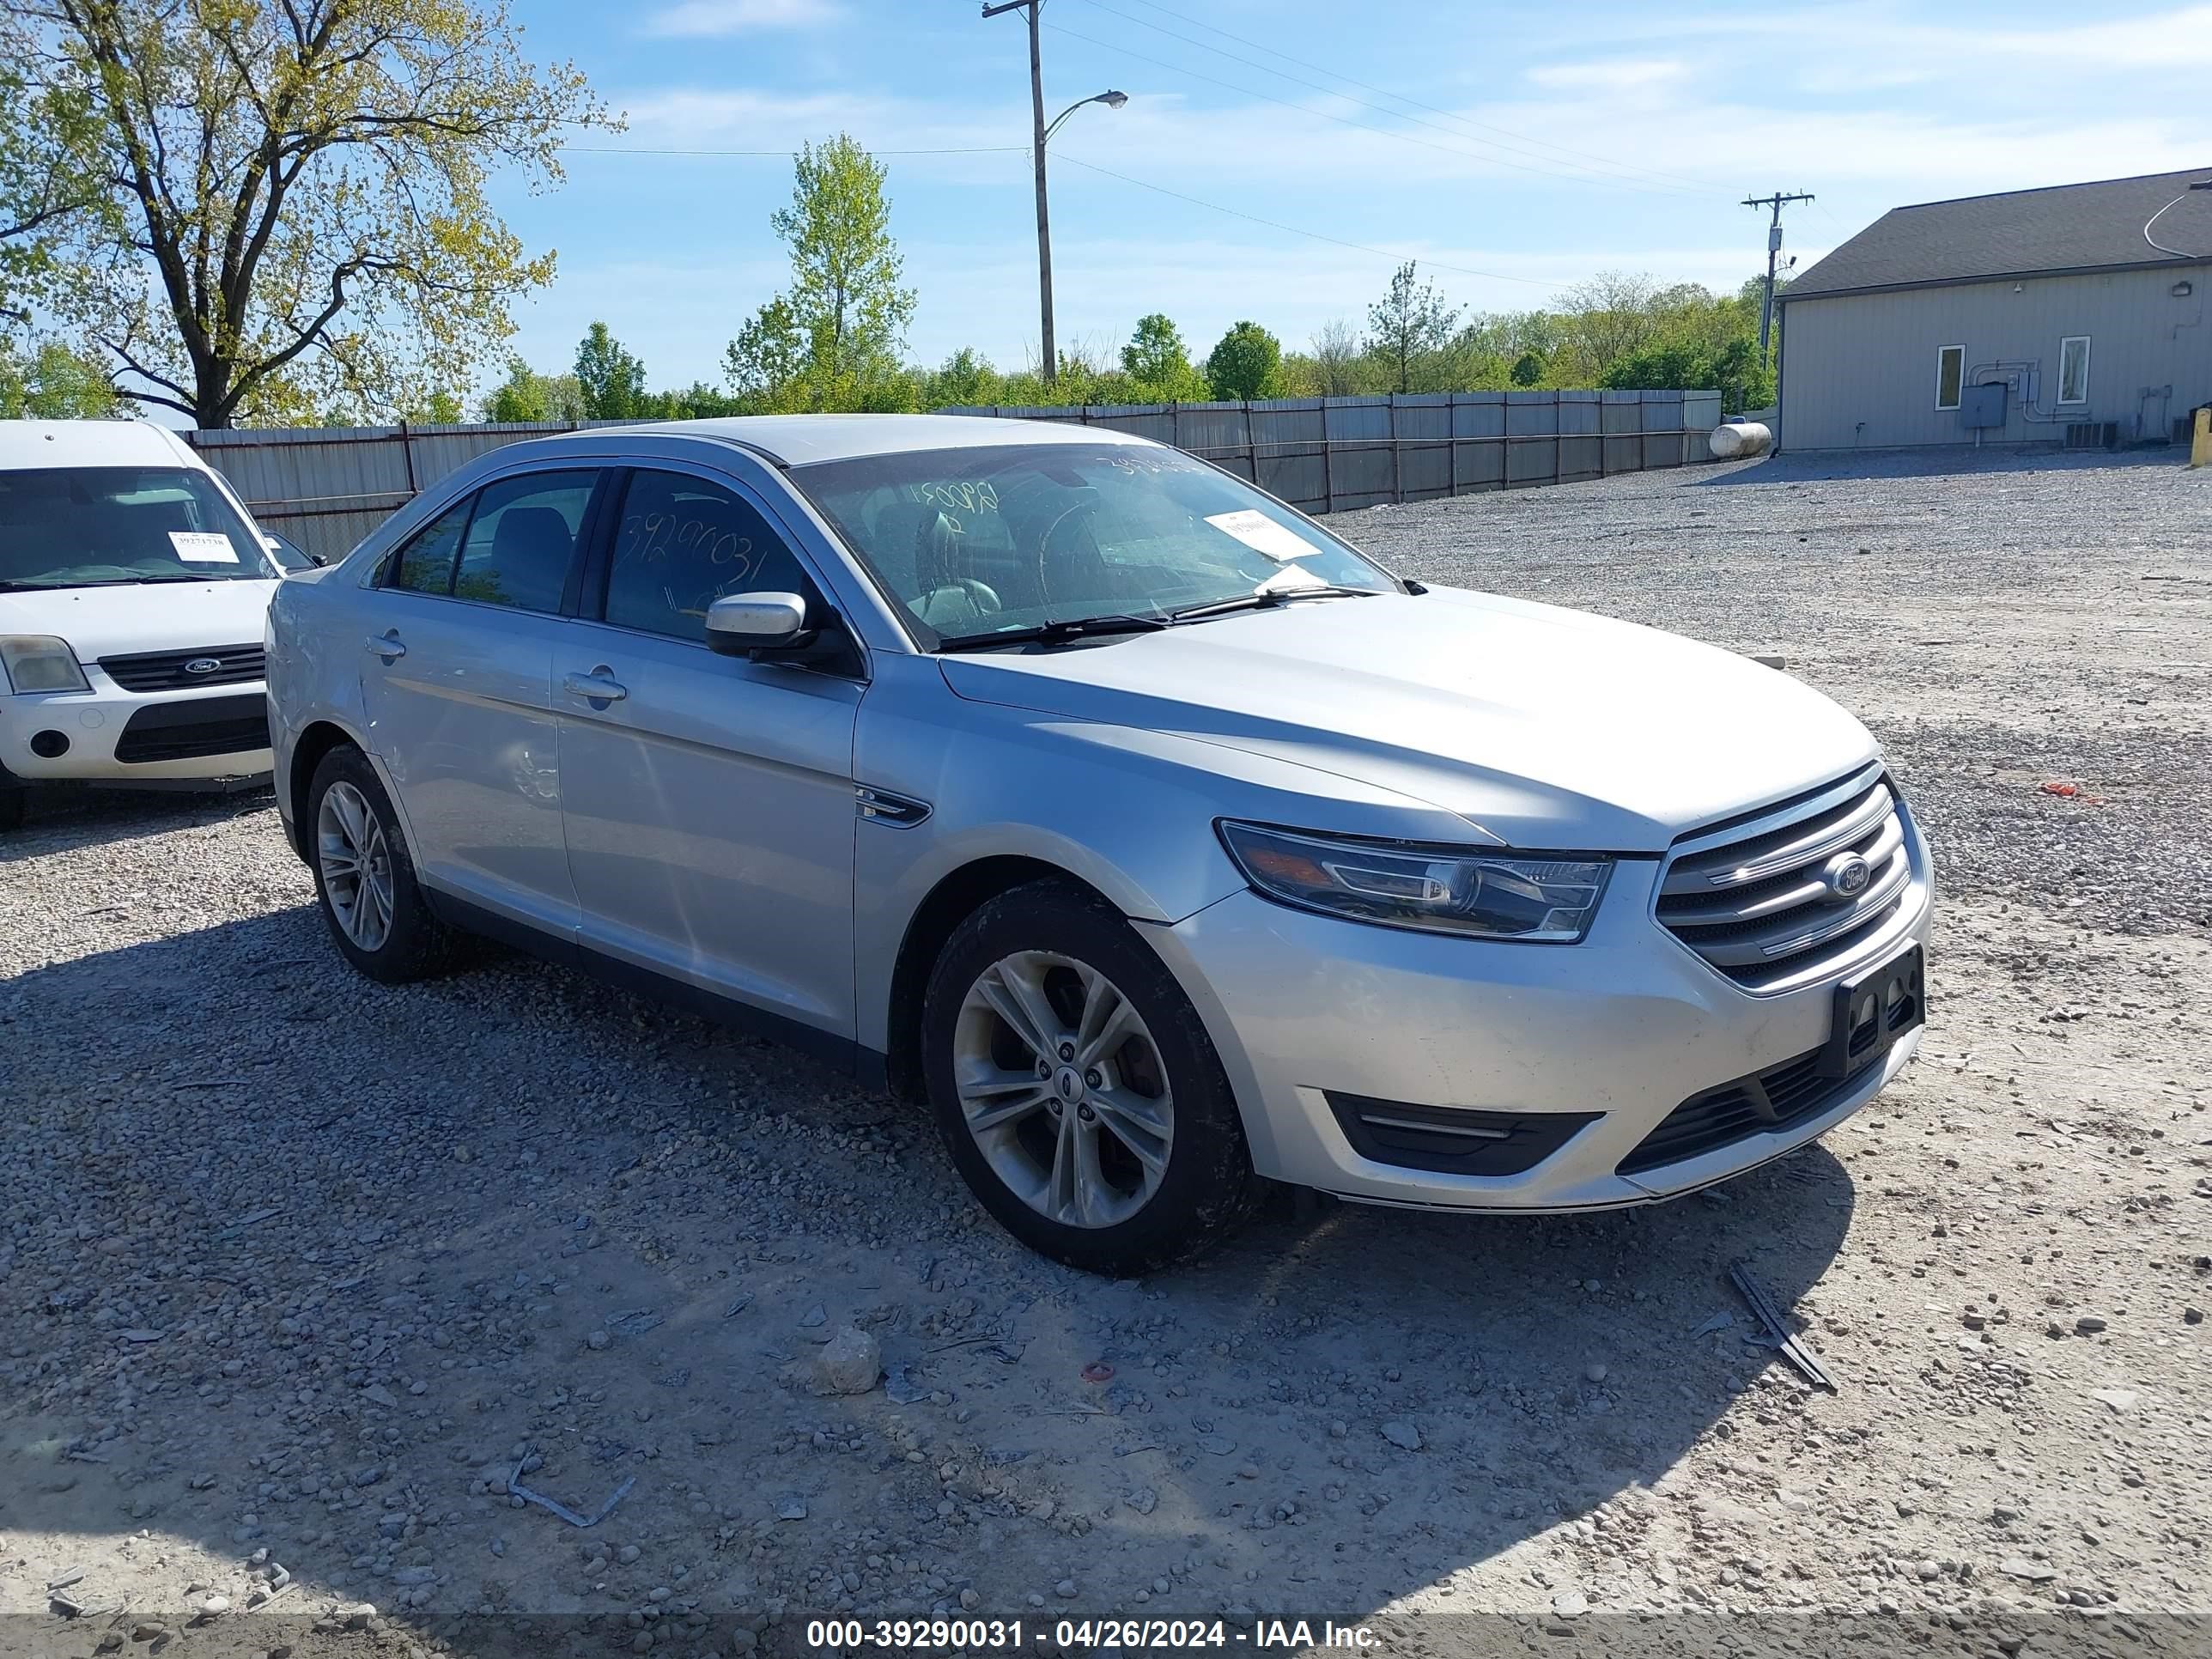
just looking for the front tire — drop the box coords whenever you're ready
[307,745,464,983]
[921,880,1258,1274]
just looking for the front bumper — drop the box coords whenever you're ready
[0,673,272,784]
[1146,813,1933,1212]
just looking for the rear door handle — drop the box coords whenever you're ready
[366,632,405,661]
[562,669,628,703]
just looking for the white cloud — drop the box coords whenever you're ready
[1524,58,1686,94]
[641,0,842,40]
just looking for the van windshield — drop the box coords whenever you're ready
[0,466,277,589]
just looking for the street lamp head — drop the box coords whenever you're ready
[1098,89,1128,109]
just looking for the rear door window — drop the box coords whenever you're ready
[450,471,596,613]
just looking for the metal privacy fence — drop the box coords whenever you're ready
[182,418,638,565]
[945,390,1725,517]
[184,389,1723,564]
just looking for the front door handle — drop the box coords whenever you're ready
[365,632,405,661]
[562,669,628,704]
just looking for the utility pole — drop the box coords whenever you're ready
[984,0,1056,386]
[1743,191,1814,363]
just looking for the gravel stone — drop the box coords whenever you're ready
[0,448,2203,1634]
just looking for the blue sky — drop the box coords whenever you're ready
[495,0,2212,389]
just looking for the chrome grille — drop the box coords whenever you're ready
[1657,765,1917,992]
[99,644,265,692]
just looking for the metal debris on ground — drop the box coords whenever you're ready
[605,1309,665,1339]
[508,1461,636,1528]
[217,1206,285,1240]
[1729,1262,1837,1392]
[722,1293,752,1319]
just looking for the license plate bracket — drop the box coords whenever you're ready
[1819,944,1924,1081]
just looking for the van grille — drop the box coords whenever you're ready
[112,694,270,763]
[99,644,265,692]
[1656,765,1915,993]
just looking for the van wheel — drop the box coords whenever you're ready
[921,880,1258,1274]
[307,745,465,983]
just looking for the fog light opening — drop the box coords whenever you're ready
[29,730,70,759]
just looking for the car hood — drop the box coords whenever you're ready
[937,585,1880,851]
[0,579,282,660]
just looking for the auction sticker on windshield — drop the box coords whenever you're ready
[1204,508,1314,562]
[169,531,239,562]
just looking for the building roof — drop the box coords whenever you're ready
[1784,167,2212,301]
[617,412,1143,467]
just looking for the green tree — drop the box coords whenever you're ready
[574,322,647,420]
[0,338,131,416]
[1365,262,1461,393]
[0,0,611,427]
[0,64,101,325]
[1119,313,1206,399]
[1510,351,1544,387]
[1204,320,1283,401]
[921,346,999,408]
[722,296,809,412]
[743,133,917,409]
[481,357,586,422]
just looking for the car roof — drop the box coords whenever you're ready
[593,413,1146,468]
[0,418,201,472]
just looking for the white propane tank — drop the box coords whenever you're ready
[1710,421,1772,459]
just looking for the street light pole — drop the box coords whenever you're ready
[982,0,1125,388]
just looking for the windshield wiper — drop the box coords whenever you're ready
[1170,584,1384,623]
[936,613,1173,653]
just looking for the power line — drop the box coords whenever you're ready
[1042,19,1705,199]
[1053,151,1564,289]
[562,138,1569,294]
[563,145,1030,157]
[1070,0,1707,198]
[1085,0,1715,195]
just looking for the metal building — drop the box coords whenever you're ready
[1777,168,2212,452]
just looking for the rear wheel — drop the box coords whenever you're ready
[307,744,465,982]
[922,880,1258,1274]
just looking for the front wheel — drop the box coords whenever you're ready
[307,744,465,983]
[921,880,1258,1274]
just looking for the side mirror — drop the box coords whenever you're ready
[705,592,814,658]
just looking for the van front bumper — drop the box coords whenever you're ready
[0,675,272,785]
[1146,824,1933,1212]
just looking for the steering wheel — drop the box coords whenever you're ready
[1036,501,1097,611]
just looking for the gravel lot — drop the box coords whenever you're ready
[2,447,2208,1659]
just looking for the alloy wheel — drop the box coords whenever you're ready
[317,780,395,952]
[951,951,1175,1228]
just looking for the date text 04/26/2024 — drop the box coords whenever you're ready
[804,1619,1381,1650]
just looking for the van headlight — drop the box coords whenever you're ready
[0,635,91,694]
[1218,821,1612,941]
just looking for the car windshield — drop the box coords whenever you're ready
[792,442,1397,647]
[0,465,277,589]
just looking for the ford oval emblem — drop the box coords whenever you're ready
[1821,850,1872,900]
[183,657,224,676]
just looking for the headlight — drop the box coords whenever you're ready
[1218,820,1613,941]
[0,635,91,694]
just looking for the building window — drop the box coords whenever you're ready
[1935,345,1964,410]
[2057,336,2090,405]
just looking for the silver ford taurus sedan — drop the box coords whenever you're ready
[265,415,1931,1273]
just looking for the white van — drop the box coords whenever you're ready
[0,420,285,830]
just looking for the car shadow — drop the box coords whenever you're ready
[2,909,1856,1653]
[0,781,275,865]
[1697,445,2184,487]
